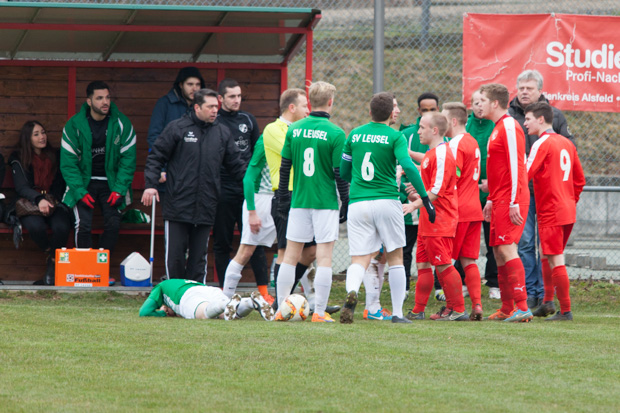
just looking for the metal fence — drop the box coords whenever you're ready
[23,0,620,280]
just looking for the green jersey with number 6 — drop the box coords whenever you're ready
[281,114,346,209]
[343,122,409,203]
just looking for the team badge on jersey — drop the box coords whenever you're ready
[490,130,498,141]
[236,136,250,151]
[239,123,248,133]
[422,158,430,169]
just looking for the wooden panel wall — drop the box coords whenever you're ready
[0,65,281,283]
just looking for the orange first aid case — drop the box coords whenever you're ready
[55,248,110,287]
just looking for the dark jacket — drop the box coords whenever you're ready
[147,89,192,150]
[508,95,575,156]
[216,108,260,198]
[9,150,66,205]
[144,112,246,226]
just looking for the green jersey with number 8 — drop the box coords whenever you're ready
[342,122,410,203]
[281,114,346,210]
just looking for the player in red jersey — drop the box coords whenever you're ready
[478,83,532,322]
[442,102,485,320]
[404,112,466,321]
[523,102,585,321]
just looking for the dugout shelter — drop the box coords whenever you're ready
[0,1,321,283]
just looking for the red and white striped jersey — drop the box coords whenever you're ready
[419,143,458,237]
[449,132,484,222]
[527,131,585,227]
[487,114,530,207]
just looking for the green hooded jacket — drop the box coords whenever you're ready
[465,112,495,205]
[60,102,137,208]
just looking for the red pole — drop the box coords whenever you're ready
[305,28,313,105]
[280,65,288,93]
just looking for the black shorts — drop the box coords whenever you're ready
[271,194,316,250]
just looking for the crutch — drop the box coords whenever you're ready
[149,197,156,285]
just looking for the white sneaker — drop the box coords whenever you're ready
[251,291,275,321]
[489,287,501,300]
[224,294,241,320]
[462,286,469,297]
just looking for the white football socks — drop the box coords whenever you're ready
[222,260,243,298]
[276,263,296,307]
[299,268,315,310]
[363,263,381,314]
[236,298,255,318]
[389,265,406,318]
[313,266,333,316]
[345,263,365,295]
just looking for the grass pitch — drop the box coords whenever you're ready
[1,281,619,413]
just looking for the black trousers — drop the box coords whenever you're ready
[403,224,418,291]
[212,194,268,288]
[21,205,72,252]
[73,180,121,251]
[165,220,212,283]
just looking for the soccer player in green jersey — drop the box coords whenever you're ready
[276,81,349,322]
[139,278,274,321]
[339,92,436,324]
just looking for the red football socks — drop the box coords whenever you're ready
[505,258,528,311]
[257,285,269,298]
[436,268,451,310]
[464,263,482,308]
[440,266,465,313]
[497,265,514,314]
[541,258,554,302]
[413,268,434,313]
[552,265,571,313]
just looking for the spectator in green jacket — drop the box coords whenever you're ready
[60,81,136,251]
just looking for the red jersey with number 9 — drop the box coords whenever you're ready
[526,131,585,227]
[449,132,483,222]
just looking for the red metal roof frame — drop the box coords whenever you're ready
[0,4,321,119]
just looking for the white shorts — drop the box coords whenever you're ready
[286,208,339,243]
[178,286,228,319]
[241,195,276,246]
[348,199,406,256]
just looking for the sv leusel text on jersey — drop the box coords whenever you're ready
[293,129,328,141]
[351,134,389,144]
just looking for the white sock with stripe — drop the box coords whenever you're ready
[222,260,243,298]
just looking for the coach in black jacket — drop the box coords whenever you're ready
[143,88,246,283]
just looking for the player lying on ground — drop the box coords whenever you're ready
[139,278,275,321]
[523,102,585,321]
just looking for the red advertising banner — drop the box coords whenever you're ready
[463,13,620,112]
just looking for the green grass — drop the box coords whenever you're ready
[1,282,619,412]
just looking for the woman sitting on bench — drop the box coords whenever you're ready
[9,120,72,285]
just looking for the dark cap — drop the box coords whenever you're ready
[174,67,205,90]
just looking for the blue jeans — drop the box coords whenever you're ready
[518,195,543,299]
